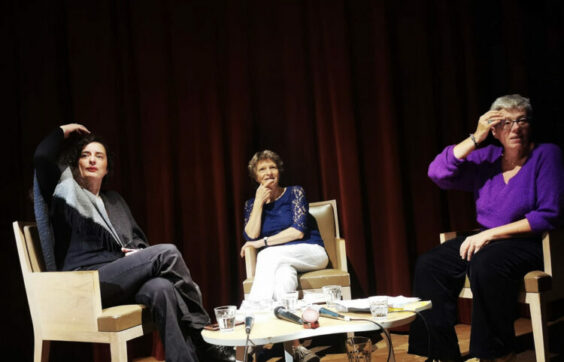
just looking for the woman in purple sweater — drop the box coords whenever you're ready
[408,94,564,361]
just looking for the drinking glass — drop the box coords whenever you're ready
[369,296,388,320]
[214,305,237,332]
[322,285,342,308]
[281,291,299,311]
[345,336,372,361]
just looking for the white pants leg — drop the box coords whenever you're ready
[248,243,328,301]
[274,264,298,300]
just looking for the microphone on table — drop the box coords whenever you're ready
[318,306,351,321]
[274,306,304,325]
[245,315,254,334]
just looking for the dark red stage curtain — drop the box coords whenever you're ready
[2,0,564,360]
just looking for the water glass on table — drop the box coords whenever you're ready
[281,291,299,311]
[214,305,237,332]
[369,296,388,320]
[322,285,342,308]
[345,336,372,361]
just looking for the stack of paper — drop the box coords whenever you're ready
[334,295,421,312]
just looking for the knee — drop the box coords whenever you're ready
[467,253,495,285]
[151,243,180,255]
[150,243,183,264]
[412,250,449,292]
[414,251,436,276]
[136,277,175,306]
[275,264,297,281]
[256,247,279,266]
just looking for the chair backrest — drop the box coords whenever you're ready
[13,221,45,276]
[309,200,340,269]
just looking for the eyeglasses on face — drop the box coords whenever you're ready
[499,118,530,129]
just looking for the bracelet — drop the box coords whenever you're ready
[263,237,269,247]
[469,133,479,148]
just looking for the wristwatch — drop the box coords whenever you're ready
[263,237,269,247]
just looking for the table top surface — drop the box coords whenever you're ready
[201,301,431,346]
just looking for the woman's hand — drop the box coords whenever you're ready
[60,123,90,138]
[240,240,263,258]
[459,231,493,261]
[122,247,140,256]
[473,110,504,144]
[254,179,275,205]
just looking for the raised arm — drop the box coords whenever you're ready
[34,124,90,203]
[453,110,503,159]
[239,187,307,258]
[243,180,275,239]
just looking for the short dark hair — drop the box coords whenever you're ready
[247,150,284,182]
[61,133,114,184]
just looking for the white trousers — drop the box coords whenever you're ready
[248,243,329,301]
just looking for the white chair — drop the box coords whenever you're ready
[13,221,155,362]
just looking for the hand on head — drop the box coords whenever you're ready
[60,123,90,138]
[473,110,504,144]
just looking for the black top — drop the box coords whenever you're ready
[34,128,148,270]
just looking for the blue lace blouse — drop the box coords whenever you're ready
[243,185,324,247]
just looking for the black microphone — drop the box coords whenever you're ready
[245,315,254,334]
[318,306,350,321]
[274,306,304,325]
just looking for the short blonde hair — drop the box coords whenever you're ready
[247,150,284,182]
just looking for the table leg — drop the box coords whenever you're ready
[235,346,246,362]
[283,341,294,362]
[389,345,396,362]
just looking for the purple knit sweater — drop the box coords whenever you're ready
[428,143,564,232]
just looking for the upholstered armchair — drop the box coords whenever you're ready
[242,199,351,300]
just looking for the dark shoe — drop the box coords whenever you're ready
[198,343,236,362]
[293,345,320,362]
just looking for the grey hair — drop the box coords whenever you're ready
[490,94,533,118]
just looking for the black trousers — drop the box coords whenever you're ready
[92,244,210,362]
[408,235,542,360]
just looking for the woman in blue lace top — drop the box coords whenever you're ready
[239,150,328,302]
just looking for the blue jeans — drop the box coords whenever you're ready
[90,244,210,362]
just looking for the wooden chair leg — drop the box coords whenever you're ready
[528,292,549,362]
[34,338,50,362]
[110,335,128,362]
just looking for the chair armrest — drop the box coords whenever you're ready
[524,271,552,293]
[27,271,103,332]
[439,230,480,243]
[244,247,257,279]
[439,231,460,243]
[335,238,348,272]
